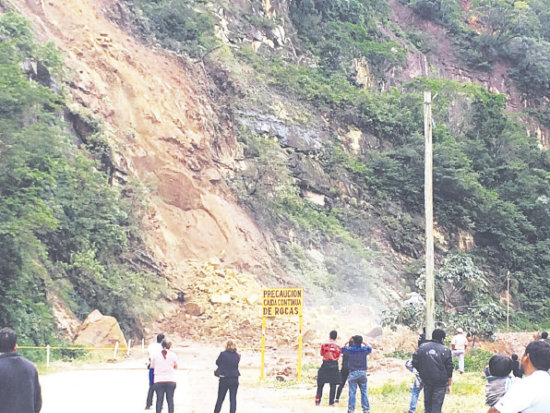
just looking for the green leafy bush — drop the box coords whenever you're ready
[464,349,493,373]
[289,0,404,78]
[134,0,217,57]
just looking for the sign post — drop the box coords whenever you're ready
[260,315,266,381]
[261,287,304,381]
[297,312,303,380]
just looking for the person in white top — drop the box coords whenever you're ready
[145,333,164,410]
[451,328,468,373]
[488,339,550,413]
[151,339,178,413]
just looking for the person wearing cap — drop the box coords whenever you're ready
[451,328,468,374]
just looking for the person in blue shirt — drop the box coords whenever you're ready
[341,335,373,413]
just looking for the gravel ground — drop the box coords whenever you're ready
[38,342,325,413]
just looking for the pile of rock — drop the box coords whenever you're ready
[151,259,421,368]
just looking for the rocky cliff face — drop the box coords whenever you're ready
[16,0,278,282]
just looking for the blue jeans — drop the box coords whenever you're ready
[408,377,423,412]
[347,370,369,413]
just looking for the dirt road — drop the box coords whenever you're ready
[38,340,490,412]
[39,342,331,413]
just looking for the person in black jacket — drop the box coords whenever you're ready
[0,327,42,413]
[213,340,240,413]
[412,329,453,413]
[335,338,353,403]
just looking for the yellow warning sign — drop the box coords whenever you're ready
[262,287,303,316]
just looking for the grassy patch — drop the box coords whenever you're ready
[366,375,485,412]
[260,369,486,412]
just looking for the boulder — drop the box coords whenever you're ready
[302,329,317,344]
[210,293,232,304]
[184,302,203,316]
[366,327,383,338]
[246,294,259,305]
[74,310,127,348]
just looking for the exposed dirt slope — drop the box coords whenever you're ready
[387,0,522,111]
[16,0,275,280]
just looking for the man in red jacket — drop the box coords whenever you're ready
[315,330,341,406]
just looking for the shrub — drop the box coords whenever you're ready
[464,349,493,373]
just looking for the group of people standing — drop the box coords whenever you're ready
[145,335,240,413]
[486,332,550,413]
[315,330,373,413]
[3,323,550,413]
[406,328,550,413]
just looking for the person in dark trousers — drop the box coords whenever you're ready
[214,340,240,413]
[316,330,341,406]
[335,338,353,403]
[146,333,165,410]
[412,329,453,413]
[342,335,372,413]
[151,339,178,413]
[0,327,42,413]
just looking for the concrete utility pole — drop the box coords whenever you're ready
[424,91,435,340]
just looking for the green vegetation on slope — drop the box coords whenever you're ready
[0,13,162,344]
[289,0,406,77]
[128,0,550,327]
